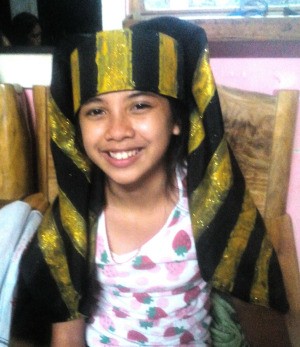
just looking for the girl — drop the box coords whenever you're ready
[11,17,288,346]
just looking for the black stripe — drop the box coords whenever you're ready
[51,140,90,218]
[132,16,207,90]
[51,34,94,121]
[89,165,106,215]
[78,36,98,105]
[15,234,71,326]
[268,251,289,312]
[232,213,264,301]
[50,47,74,123]
[52,199,87,295]
[202,93,225,148]
[131,28,160,94]
[187,139,212,194]
[187,92,224,194]
[195,148,246,281]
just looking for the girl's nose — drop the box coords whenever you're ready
[105,114,135,141]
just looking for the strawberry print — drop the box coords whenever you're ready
[97,250,108,269]
[100,335,110,344]
[88,176,212,346]
[112,307,128,318]
[171,286,186,296]
[165,261,186,279]
[172,230,191,256]
[139,320,154,329]
[115,285,130,293]
[133,292,153,304]
[172,281,195,295]
[101,264,119,277]
[184,286,201,304]
[99,315,115,331]
[132,255,156,270]
[168,209,181,227]
[164,326,185,337]
[101,250,109,264]
[180,330,195,344]
[146,307,167,320]
[100,335,119,345]
[96,236,105,254]
[127,330,148,343]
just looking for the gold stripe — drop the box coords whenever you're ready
[250,234,273,306]
[211,190,257,291]
[96,30,133,94]
[158,33,178,98]
[192,47,216,117]
[189,47,215,153]
[38,209,81,319]
[189,109,205,154]
[70,49,81,112]
[190,137,232,238]
[59,189,87,257]
[49,97,90,177]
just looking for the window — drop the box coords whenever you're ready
[125,0,300,45]
[129,0,300,18]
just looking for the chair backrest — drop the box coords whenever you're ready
[33,85,58,204]
[218,85,298,219]
[0,84,35,206]
[218,85,300,345]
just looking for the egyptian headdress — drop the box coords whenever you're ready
[14,17,288,333]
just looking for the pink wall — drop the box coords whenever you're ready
[210,58,300,266]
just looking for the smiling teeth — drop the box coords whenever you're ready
[109,150,139,160]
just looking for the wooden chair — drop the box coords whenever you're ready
[218,85,300,346]
[32,85,58,204]
[0,84,35,206]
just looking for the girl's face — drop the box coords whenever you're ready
[79,90,180,189]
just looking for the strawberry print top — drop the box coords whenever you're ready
[86,170,212,346]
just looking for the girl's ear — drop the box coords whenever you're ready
[172,124,181,135]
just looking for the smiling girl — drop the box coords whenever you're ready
[11,17,289,346]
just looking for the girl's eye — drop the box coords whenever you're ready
[86,108,105,117]
[133,103,151,111]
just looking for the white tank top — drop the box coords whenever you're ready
[86,170,211,346]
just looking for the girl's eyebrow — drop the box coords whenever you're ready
[82,96,104,105]
[127,91,155,98]
[82,91,157,105]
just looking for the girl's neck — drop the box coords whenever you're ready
[105,169,178,212]
[103,168,179,254]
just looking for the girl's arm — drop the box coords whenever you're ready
[51,318,86,347]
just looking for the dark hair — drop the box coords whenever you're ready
[11,12,40,45]
[164,97,189,191]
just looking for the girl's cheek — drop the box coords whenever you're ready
[137,120,152,133]
[81,127,94,147]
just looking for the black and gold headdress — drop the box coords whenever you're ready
[15,17,288,333]
[70,28,184,111]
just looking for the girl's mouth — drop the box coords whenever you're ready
[108,149,140,160]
